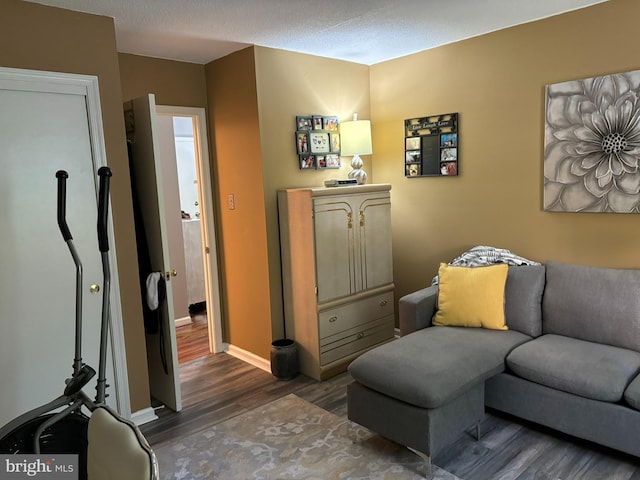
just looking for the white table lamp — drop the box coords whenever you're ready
[340,113,372,185]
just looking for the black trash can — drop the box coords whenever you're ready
[270,338,299,380]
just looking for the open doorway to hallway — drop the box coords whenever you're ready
[155,106,224,371]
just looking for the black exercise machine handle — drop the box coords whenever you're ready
[97,167,112,253]
[56,170,72,241]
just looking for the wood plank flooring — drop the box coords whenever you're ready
[141,351,640,479]
[175,313,210,364]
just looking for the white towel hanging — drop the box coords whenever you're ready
[145,272,163,311]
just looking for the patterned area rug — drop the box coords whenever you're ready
[155,394,460,479]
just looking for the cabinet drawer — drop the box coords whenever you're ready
[320,315,393,365]
[318,291,393,339]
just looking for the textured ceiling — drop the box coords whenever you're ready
[27,0,608,65]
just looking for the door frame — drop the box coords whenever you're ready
[156,105,224,354]
[0,66,131,417]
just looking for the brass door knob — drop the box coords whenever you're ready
[90,284,100,294]
[165,269,177,281]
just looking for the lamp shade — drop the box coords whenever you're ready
[340,120,372,156]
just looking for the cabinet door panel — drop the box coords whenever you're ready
[313,199,356,302]
[359,195,393,290]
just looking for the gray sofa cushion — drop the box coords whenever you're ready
[543,261,640,352]
[507,334,640,402]
[348,326,531,409]
[625,375,640,411]
[505,265,545,337]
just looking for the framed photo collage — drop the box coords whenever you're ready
[295,115,341,170]
[404,112,458,177]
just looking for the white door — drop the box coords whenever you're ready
[0,68,129,425]
[127,94,182,412]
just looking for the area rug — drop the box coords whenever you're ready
[154,394,460,479]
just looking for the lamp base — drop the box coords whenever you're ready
[348,154,367,185]
[348,168,367,185]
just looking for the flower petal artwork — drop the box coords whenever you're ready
[544,70,640,213]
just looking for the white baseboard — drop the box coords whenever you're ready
[175,316,192,327]
[226,344,271,373]
[131,406,158,426]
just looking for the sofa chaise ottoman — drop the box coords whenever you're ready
[347,261,640,475]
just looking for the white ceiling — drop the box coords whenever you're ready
[27,0,608,65]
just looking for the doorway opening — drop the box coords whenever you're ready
[156,106,224,369]
[126,95,223,416]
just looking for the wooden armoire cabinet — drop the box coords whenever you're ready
[278,184,394,381]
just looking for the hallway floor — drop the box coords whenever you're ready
[176,312,209,364]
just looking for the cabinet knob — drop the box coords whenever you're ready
[329,316,338,323]
[357,332,365,339]
[380,300,387,307]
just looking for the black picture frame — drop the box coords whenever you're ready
[295,115,340,169]
[404,112,459,177]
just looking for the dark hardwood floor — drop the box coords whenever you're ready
[176,312,210,364]
[144,333,640,479]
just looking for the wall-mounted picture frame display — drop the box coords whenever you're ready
[295,114,341,169]
[296,116,313,131]
[404,112,458,177]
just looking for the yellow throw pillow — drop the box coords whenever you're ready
[433,263,508,330]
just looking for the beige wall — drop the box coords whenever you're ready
[205,48,273,358]
[7,0,638,380]
[253,46,371,341]
[370,0,640,311]
[1,0,150,411]
[119,53,208,107]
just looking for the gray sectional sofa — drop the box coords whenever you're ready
[347,261,640,475]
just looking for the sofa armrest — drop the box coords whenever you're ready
[399,285,438,336]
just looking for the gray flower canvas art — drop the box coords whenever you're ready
[544,70,640,213]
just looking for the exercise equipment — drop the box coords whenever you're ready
[0,167,158,479]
